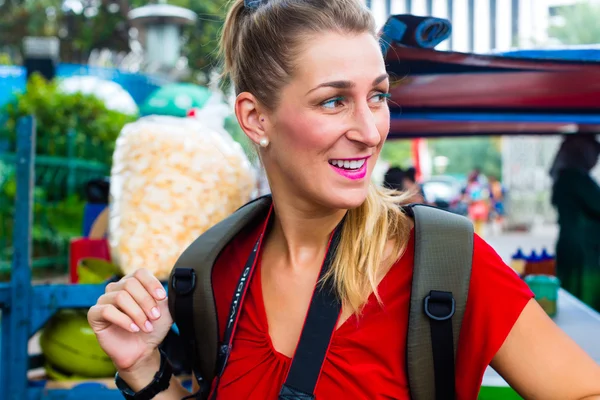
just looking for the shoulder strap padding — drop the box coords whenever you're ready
[407,205,474,400]
[168,195,273,383]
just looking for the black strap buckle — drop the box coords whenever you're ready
[216,344,232,377]
[279,384,316,399]
[172,268,196,296]
[424,290,455,321]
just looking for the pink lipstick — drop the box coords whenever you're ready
[328,157,369,181]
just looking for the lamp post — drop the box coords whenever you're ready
[128,1,197,71]
[22,36,60,81]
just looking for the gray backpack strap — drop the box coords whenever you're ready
[167,195,272,396]
[406,205,474,400]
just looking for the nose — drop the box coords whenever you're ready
[345,103,383,148]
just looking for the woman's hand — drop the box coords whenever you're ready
[87,269,173,372]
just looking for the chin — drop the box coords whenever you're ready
[321,186,369,211]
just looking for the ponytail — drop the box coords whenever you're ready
[325,184,413,315]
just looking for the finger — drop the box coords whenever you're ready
[98,291,154,333]
[132,269,167,301]
[104,274,141,293]
[104,278,129,293]
[121,278,161,321]
[88,304,141,334]
[105,269,166,301]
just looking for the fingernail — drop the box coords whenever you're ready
[130,323,140,332]
[151,307,160,319]
[156,288,166,299]
[144,320,154,332]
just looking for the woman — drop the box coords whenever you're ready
[88,0,600,399]
[464,170,490,236]
[487,174,505,234]
[551,134,600,312]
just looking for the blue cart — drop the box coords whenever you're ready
[0,117,120,400]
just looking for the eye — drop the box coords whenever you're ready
[321,96,345,109]
[371,92,391,103]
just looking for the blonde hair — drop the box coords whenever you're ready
[220,0,413,314]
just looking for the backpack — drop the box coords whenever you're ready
[168,195,474,400]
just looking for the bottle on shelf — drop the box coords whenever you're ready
[540,248,556,276]
[510,248,527,277]
[524,250,540,276]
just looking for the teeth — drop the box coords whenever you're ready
[329,159,366,170]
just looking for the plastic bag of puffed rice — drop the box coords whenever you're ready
[108,115,257,280]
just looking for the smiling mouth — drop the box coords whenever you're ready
[328,158,367,170]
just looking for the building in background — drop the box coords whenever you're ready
[364,0,599,53]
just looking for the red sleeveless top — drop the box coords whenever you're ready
[210,218,533,399]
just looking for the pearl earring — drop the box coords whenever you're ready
[259,137,269,148]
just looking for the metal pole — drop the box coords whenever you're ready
[468,0,475,52]
[447,0,454,49]
[2,116,36,400]
[406,0,413,13]
[67,128,76,197]
[426,0,433,15]
[366,0,372,9]
[490,0,497,50]
[511,0,519,47]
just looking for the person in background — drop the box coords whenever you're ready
[550,134,600,312]
[383,166,424,203]
[383,166,405,191]
[464,169,490,236]
[488,174,505,235]
[402,167,425,203]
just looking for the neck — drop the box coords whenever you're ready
[266,192,346,268]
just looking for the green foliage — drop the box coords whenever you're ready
[224,114,258,164]
[0,180,84,274]
[0,73,134,273]
[0,1,131,63]
[429,137,502,178]
[1,73,135,165]
[0,53,12,65]
[548,2,600,45]
[0,0,230,76]
[380,140,413,167]
[162,0,230,74]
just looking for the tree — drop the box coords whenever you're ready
[160,0,230,74]
[0,0,229,76]
[428,137,502,179]
[0,0,132,64]
[548,2,600,45]
[380,140,413,168]
[0,53,12,65]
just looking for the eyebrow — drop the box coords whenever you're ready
[306,73,389,95]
